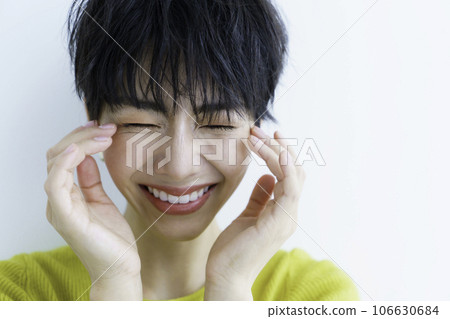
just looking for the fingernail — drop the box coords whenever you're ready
[252,126,265,137]
[99,123,115,129]
[83,120,96,128]
[93,136,110,141]
[64,143,76,154]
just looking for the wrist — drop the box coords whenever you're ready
[89,274,143,301]
[204,279,253,301]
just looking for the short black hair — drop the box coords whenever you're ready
[67,0,288,125]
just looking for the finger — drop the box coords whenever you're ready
[251,126,285,156]
[47,135,113,174]
[77,155,110,204]
[45,121,95,161]
[274,130,297,160]
[274,131,307,182]
[44,144,84,226]
[256,150,304,246]
[46,201,53,223]
[247,135,284,180]
[262,150,299,220]
[46,123,116,166]
[274,150,302,208]
[45,187,85,226]
[241,175,276,218]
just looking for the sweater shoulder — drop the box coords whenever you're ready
[0,246,91,301]
[252,248,360,301]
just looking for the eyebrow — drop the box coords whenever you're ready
[116,98,166,113]
[116,97,241,121]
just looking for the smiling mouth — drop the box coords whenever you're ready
[138,183,218,215]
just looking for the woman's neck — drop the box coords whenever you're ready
[123,203,221,300]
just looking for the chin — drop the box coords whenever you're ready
[151,215,216,241]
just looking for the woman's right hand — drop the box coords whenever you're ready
[44,121,142,300]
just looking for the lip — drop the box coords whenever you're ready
[139,183,217,215]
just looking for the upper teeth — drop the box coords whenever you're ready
[147,186,211,204]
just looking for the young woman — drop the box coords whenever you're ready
[0,0,359,301]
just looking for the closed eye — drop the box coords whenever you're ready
[200,125,236,131]
[119,123,235,131]
[120,123,160,128]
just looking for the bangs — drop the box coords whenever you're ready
[108,47,249,125]
[68,0,288,125]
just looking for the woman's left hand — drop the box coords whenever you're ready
[204,127,306,300]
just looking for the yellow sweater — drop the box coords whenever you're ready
[0,245,359,301]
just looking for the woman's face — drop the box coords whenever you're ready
[99,94,254,241]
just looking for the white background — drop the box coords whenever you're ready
[1,0,449,301]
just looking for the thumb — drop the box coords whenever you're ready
[241,174,276,218]
[76,155,110,204]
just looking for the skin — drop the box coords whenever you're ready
[44,92,306,300]
[99,98,254,300]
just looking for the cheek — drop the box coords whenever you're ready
[223,136,251,166]
[102,136,134,181]
[207,137,250,181]
[103,131,252,182]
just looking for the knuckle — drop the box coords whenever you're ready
[46,147,55,161]
[284,190,298,201]
[46,160,53,173]
[43,179,53,195]
[45,205,53,223]
[43,180,49,193]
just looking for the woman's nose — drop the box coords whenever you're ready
[150,127,199,182]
